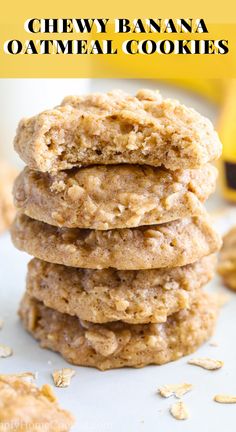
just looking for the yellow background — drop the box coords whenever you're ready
[0,0,236,78]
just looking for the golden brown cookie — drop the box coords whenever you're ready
[14,89,222,173]
[19,292,218,370]
[26,255,216,324]
[218,226,236,290]
[11,214,221,270]
[14,164,217,229]
[0,161,17,234]
[0,374,74,431]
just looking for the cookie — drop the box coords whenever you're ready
[11,214,221,270]
[0,374,74,431]
[26,255,216,324]
[19,292,218,370]
[14,89,222,173]
[218,226,236,290]
[0,162,17,234]
[14,164,217,230]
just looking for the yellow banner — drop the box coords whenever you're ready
[0,0,236,77]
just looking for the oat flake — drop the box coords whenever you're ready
[170,401,189,420]
[214,394,236,404]
[0,344,12,358]
[159,383,193,398]
[52,368,75,388]
[188,357,223,370]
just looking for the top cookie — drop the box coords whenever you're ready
[14,89,222,173]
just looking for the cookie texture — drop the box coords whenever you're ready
[14,89,222,173]
[19,292,218,370]
[0,374,74,431]
[26,255,216,324]
[0,162,17,234]
[11,214,221,270]
[218,226,236,290]
[14,164,217,229]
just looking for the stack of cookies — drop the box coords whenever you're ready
[11,89,222,370]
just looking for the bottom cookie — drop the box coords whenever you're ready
[19,293,218,371]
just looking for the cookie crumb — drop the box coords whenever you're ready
[170,401,189,420]
[52,368,75,388]
[188,357,223,370]
[0,344,13,358]
[214,394,236,403]
[159,383,192,398]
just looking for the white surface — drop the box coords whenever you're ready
[1,207,236,431]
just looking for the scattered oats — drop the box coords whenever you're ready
[209,341,219,347]
[170,401,189,420]
[159,383,193,398]
[52,368,75,388]
[188,357,223,370]
[0,344,13,358]
[214,394,236,404]
[212,292,230,307]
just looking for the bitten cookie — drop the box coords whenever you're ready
[0,374,74,431]
[13,164,217,229]
[218,226,236,290]
[14,89,222,173]
[19,292,218,370]
[0,161,17,234]
[26,255,216,324]
[11,214,221,270]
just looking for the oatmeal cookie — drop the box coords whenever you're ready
[26,255,216,324]
[14,89,222,173]
[218,226,236,290]
[11,214,221,270]
[13,164,217,229]
[0,374,74,431]
[19,292,218,370]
